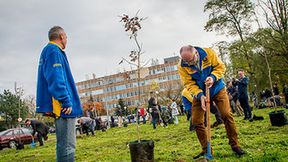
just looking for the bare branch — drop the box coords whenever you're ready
[121,57,137,67]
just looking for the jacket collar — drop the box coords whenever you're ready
[180,47,207,68]
[49,41,64,51]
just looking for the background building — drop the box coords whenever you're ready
[76,56,182,109]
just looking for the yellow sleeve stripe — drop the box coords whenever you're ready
[182,89,193,103]
[52,97,61,117]
[53,63,62,67]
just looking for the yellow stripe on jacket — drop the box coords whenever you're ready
[182,88,193,103]
[52,97,61,117]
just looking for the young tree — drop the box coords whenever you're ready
[119,11,147,142]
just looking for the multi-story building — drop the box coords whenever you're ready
[76,56,182,109]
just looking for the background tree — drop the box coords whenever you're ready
[257,0,288,63]
[204,0,257,85]
[0,90,29,128]
[115,98,127,116]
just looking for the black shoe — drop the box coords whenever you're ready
[232,146,246,156]
[193,151,205,159]
[193,148,213,159]
[211,121,223,128]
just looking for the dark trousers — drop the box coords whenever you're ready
[37,131,48,146]
[239,96,252,119]
[37,133,44,146]
[152,116,159,129]
[82,124,94,136]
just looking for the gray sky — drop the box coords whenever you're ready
[0,0,228,97]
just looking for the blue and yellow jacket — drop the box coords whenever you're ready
[36,42,83,118]
[181,88,193,112]
[178,47,226,100]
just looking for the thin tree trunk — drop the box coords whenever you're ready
[264,53,277,108]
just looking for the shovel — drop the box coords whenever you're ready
[30,136,36,148]
[204,85,213,160]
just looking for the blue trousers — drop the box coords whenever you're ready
[55,118,76,162]
[239,96,252,119]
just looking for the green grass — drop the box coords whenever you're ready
[0,108,288,162]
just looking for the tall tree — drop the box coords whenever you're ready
[204,0,257,85]
[212,41,233,81]
[257,0,288,63]
[204,0,255,41]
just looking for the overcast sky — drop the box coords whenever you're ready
[0,0,230,97]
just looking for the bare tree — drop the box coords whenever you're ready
[257,0,288,63]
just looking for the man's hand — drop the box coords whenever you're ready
[200,95,207,111]
[205,76,214,88]
[62,107,72,115]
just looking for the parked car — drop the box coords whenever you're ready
[0,128,37,150]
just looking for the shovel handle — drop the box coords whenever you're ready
[205,85,213,160]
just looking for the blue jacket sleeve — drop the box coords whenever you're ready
[44,50,72,108]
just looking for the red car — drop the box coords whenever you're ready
[0,128,37,150]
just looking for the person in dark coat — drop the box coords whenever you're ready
[78,117,95,136]
[283,84,288,104]
[235,70,252,120]
[148,92,159,129]
[25,119,49,146]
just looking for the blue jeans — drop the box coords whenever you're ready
[55,118,76,162]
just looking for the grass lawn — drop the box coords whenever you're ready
[0,108,287,162]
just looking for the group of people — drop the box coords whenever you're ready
[147,92,181,129]
[226,70,252,120]
[258,83,288,108]
[34,25,272,161]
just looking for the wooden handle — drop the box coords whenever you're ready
[206,86,211,142]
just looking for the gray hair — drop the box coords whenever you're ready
[48,26,64,41]
[179,45,193,54]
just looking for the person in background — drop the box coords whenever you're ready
[170,99,179,125]
[235,70,252,120]
[110,116,115,127]
[36,26,83,162]
[25,119,49,146]
[283,83,288,105]
[148,92,159,129]
[179,104,185,115]
[251,91,258,109]
[181,88,194,131]
[273,83,281,106]
[139,106,147,124]
[78,117,95,136]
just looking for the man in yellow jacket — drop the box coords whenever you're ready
[178,45,245,158]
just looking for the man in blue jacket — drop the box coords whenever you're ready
[36,26,82,162]
[236,70,252,120]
